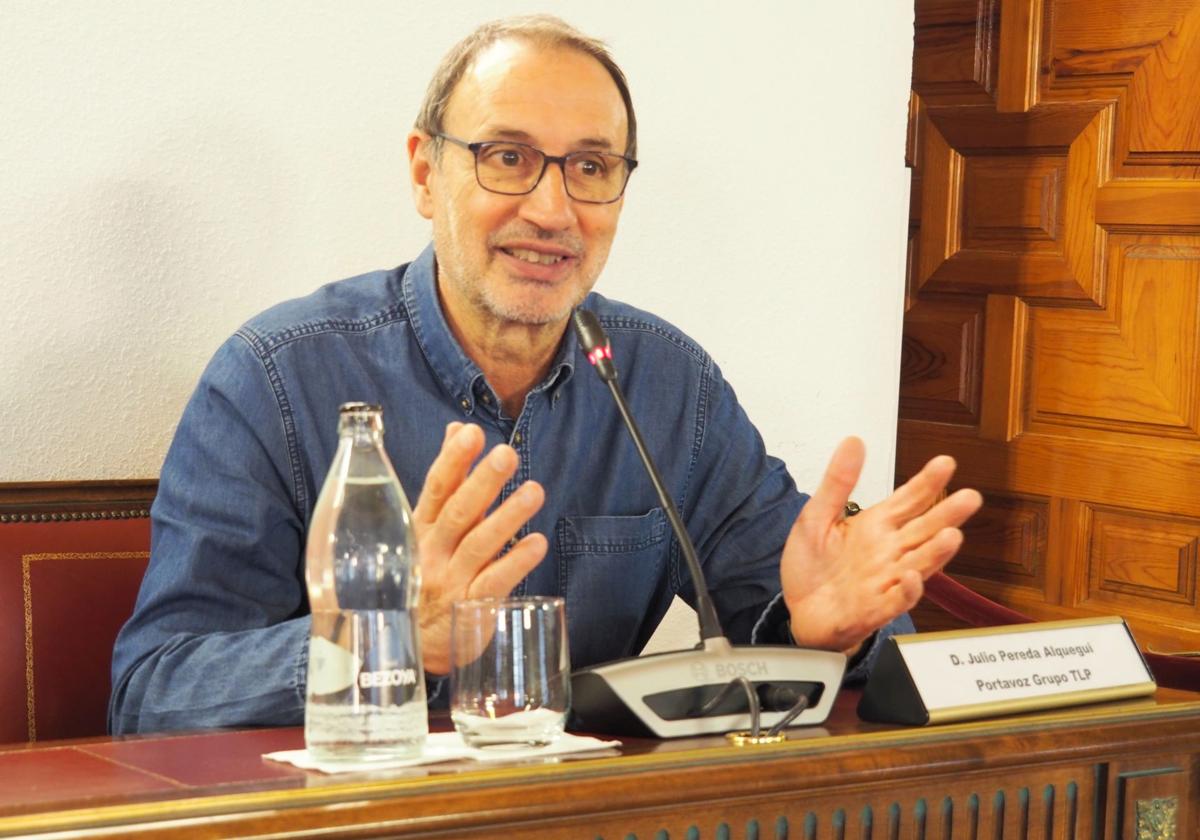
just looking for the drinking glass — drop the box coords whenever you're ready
[450,597,570,748]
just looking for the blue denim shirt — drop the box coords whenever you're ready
[109,244,910,734]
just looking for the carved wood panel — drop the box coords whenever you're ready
[584,768,1097,839]
[900,295,985,426]
[900,0,1200,655]
[1106,755,1193,840]
[1079,504,1200,625]
[1028,235,1200,439]
[956,491,1051,598]
[913,0,999,103]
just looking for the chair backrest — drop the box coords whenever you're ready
[921,571,1200,693]
[0,510,151,743]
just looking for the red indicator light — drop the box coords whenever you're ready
[585,342,613,367]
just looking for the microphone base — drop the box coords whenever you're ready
[568,637,846,738]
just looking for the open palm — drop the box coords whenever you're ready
[410,422,547,674]
[781,437,983,654]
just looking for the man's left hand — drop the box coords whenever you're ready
[780,436,983,654]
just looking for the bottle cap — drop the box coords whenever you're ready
[337,402,384,435]
[338,402,382,414]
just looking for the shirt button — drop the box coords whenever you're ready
[481,394,492,404]
[459,398,470,412]
[513,431,523,445]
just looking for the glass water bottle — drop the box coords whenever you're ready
[304,402,427,761]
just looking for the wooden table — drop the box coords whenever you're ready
[2,688,1197,839]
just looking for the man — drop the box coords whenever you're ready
[110,16,981,734]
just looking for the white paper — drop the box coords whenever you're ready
[264,730,620,774]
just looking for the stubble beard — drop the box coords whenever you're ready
[437,225,609,329]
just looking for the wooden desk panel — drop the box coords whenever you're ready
[1,689,1197,839]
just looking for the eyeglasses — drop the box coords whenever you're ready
[432,133,637,204]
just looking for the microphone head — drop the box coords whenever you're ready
[572,308,616,381]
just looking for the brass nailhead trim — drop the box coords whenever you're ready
[0,509,150,524]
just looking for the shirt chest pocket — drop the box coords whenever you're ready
[554,508,670,665]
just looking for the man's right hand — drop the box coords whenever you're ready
[411,421,547,674]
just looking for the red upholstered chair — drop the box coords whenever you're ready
[0,514,151,743]
[921,571,1200,693]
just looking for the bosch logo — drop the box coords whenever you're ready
[714,661,768,679]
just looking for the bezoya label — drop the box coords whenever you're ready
[308,637,420,695]
[358,667,419,689]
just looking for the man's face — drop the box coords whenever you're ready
[411,40,628,331]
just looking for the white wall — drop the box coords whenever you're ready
[0,2,912,644]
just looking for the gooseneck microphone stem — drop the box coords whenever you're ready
[602,377,724,641]
[566,307,847,738]
[572,309,724,642]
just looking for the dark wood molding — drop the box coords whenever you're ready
[4,691,1200,837]
[0,480,158,523]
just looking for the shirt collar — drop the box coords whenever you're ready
[403,244,577,415]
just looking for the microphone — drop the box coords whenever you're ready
[567,309,846,738]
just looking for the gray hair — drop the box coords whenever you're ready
[414,14,637,159]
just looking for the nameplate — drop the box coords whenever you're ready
[858,617,1156,725]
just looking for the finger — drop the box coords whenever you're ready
[897,567,926,604]
[895,487,982,551]
[897,526,965,579]
[449,480,546,582]
[413,424,485,529]
[854,568,928,639]
[881,455,957,522]
[468,532,549,597]
[800,436,866,529]
[424,444,520,556]
[887,567,927,615]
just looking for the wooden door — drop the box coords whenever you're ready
[899,0,1200,654]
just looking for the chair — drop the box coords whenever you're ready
[0,506,151,743]
[921,571,1200,693]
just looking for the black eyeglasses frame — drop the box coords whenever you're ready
[431,132,638,205]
